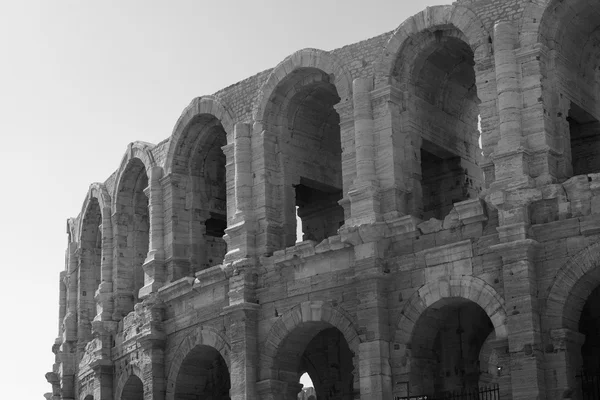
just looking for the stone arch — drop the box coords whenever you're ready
[393,276,508,345]
[165,325,231,400]
[78,183,112,241]
[111,141,157,213]
[80,388,94,400]
[259,300,361,381]
[252,48,353,122]
[251,49,352,252]
[163,96,234,273]
[374,5,492,87]
[111,141,160,319]
[115,365,144,400]
[545,242,600,332]
[164,95,235,175]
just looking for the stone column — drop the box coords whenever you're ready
[348,77,381,226]
[545,328,585,400]
[140,166,166,299]
[371,84,408,219]
[352,232,392,399]
[491,238,545,400]
[138,297,167,400]
[256,379,287,400]
[224,302,259,400]
[160,172,191,282]
[491,21,533,189]
[95,207,114,321]
[89,361,114,400]
[333,100,355,225]
[59,242,78,400]
[223,122,256,264]
[251,121,283,255]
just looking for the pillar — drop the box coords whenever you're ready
[160,172,191,282]
[348,77,381,225]
[224,302,259,400]
[251,121,282,255]
[371,84,408,219]
[333,100,355,225]
[138,298,167,400]
[223,122,256,264]
[491,21,533,189]
[492,238,545,400]
[256,379,287,400]
[355,236,392,399]
[140,166,166,299]
[95,206,114,321]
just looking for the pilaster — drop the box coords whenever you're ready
[140,166,166,299]
[347,77,381,226]
[491,238,545,400]
[160,172,191,282]
[224,122,257,264]
[138,296,167,400]
[354,230,392,399]
[491,21,534,190]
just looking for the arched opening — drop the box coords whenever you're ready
[84,396,94,400]
[264,67,344,249]
[298,372,316,399]
[174,344,230,400]
[407,298,494,397]
[394,29,482,220]
[78,197,102,342]
[541,0,600,178]
[121,374,143,400]
[171,114,228,273]
[114,158,149,318]
[273,323,355,399]
[580,286,600,374]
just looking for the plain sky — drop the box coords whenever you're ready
[0,1,453,398]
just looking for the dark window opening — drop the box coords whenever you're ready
[205,213,226,238]
[294,177,343,243]
[421,141,471,221]
[569,102,600,176]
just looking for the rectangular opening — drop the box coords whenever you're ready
[204,212,227,267]
[420,140,466,221]
[294,177,343,243]
[569,102,600,176]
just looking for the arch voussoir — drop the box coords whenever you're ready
[394,276,508,344]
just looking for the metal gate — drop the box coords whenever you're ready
[395,384,500,400]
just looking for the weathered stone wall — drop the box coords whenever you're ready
[46,1,600,400]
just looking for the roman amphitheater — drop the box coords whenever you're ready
[45,0,600,399]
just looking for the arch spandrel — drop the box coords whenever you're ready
[259,300,361,381]
[393,276,509,345]
[163,95,235,176]
[374,5,492,88]
[252,48,353,123]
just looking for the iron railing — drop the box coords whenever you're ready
[395,384,500,400]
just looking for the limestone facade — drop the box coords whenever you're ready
[45,0,600,399]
